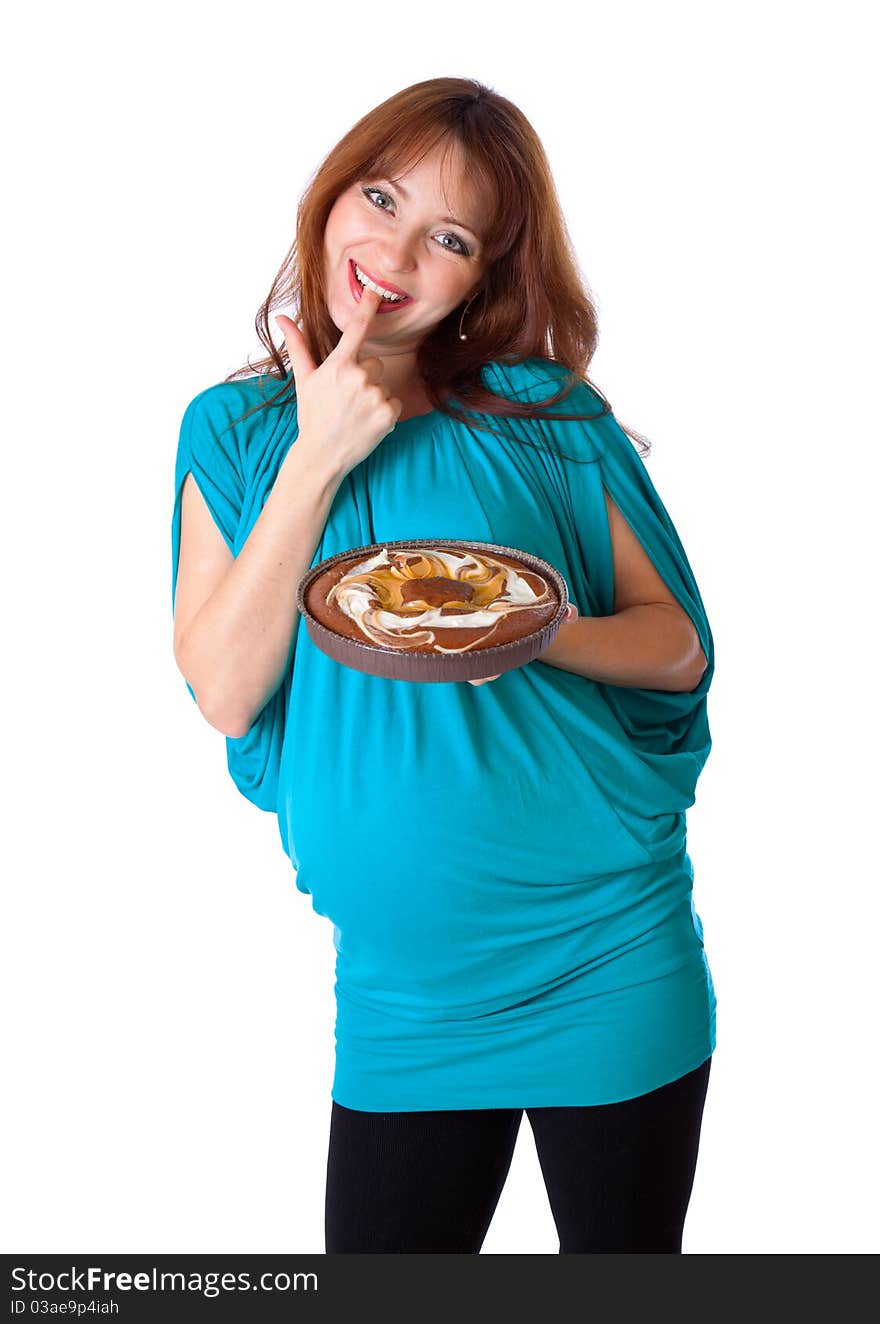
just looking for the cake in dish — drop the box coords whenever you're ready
[297,540,568,683]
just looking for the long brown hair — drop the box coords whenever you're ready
[224,77,651,461]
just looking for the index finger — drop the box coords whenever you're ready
[334,283,384,361]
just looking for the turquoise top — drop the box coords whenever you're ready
[171,358,716,1110]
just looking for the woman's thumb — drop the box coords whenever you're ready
[274,313,311,380]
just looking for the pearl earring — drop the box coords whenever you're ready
[458,292,479,340]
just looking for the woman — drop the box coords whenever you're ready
[171,77,716,1253]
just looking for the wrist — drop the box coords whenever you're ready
[539,603,579,663]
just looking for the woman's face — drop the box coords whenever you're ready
[322,145,488,350]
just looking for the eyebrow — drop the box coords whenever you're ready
[384,177,481,240]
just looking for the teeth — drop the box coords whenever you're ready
[354,263,406,302]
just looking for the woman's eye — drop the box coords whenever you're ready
[360,186,470,257]
[362,186,392,211]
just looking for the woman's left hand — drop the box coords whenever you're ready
[466,602,579,685]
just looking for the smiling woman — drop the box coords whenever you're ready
[171,75,716,1255]
[314,140,493,406]
[218,77,651,460]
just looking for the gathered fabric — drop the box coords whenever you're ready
[171,358,716,1110]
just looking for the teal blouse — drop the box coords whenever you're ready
[171,358,716,1110]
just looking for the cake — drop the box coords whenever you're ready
[304,544,561,657]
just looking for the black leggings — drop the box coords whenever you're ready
[325,1056,711,1253]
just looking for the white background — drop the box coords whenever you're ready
[3,0,877,1254]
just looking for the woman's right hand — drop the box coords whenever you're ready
[275,287,403,480]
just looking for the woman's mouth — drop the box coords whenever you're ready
[348,259,414,313]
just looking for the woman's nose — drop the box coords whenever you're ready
[372,240,417,278]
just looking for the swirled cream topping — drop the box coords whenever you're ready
[326,547,553,654]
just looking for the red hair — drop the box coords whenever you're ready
[225,77,651,460]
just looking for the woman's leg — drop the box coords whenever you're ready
[324,1102,523,1253]
[526,1056,712,1253]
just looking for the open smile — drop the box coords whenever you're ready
[348,259,414,312]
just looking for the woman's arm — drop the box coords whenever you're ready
[538,487,708,691]
[174,439,345,737]
[537,605,706,691]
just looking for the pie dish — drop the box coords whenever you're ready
[296,538,569,683]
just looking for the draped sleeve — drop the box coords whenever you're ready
[170,381,292,813]
[498,360,715,812]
